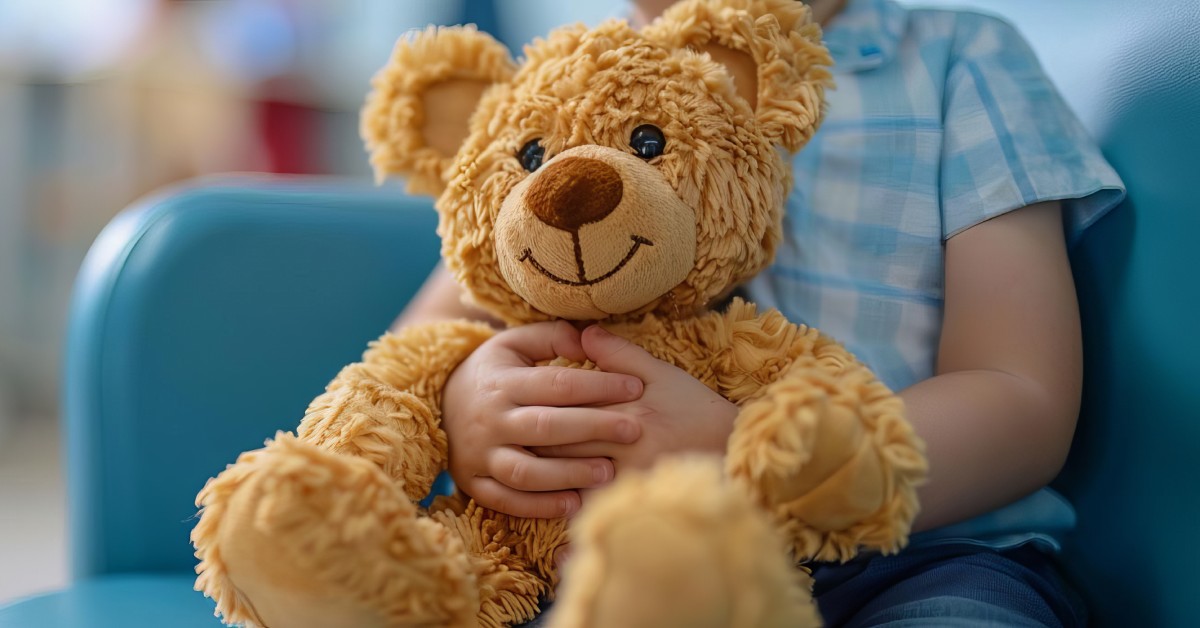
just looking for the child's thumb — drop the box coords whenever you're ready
[580,325,658,379]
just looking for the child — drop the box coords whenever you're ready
[399,0,1124,625]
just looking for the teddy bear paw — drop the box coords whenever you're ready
[192,434,479,627]
[547,456,821,628]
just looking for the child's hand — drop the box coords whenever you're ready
[530,326,739,472]
[442,321,644,519]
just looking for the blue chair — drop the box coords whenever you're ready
[2,3,1197,626]
[0,177,441,627]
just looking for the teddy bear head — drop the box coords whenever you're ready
[363,0,831,325]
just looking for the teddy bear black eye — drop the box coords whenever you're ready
[630,125,666,159]
[518,139,546,172]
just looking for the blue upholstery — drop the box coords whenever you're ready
[1045,15,1200,628]
[2,2,1197,626]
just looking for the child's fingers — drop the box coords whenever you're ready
[499,407,640,446]
[502,365,642,407]
[492,320,587,364]
[465,477,581,519]
[527,442,616,459]
[487,446,614,492]
[580,325,661,379]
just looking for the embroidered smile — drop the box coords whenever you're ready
[520,235,653,286]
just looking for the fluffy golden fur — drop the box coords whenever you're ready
[191,1,927,626]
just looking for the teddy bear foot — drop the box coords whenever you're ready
[192,434,480,627]
[547,456,822,628]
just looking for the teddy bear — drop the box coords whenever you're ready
[190,1,928,626]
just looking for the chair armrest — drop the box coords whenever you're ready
[0,574,219,628]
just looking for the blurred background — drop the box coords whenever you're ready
[0,0,627,602]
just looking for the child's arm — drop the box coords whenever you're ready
[901,200,1081,532]
[401,202,1080,534]
[391,263,502,331]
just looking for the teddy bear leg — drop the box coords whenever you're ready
[547,457,821,628]
[192,434,480,627]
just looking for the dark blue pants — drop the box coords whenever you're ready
[811,543,1086,627]
[525,543,1084,626]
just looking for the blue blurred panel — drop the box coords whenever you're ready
[463,0,501,42]
[0,575,220,628]
[63,177,441,579]
[490,0,629,53]
[209,0,471,109]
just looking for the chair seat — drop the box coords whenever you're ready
[0,574,219,628]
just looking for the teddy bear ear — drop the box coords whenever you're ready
[642,0,834,152]
[361,26,515,195]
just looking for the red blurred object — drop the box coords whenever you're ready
[256,99,322,174]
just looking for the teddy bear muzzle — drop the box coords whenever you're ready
[494,144,697,319]
[520,156,653,287]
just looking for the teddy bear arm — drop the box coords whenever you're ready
[191,320,498,628]
[724,330,929,563]
[295,320,496,501]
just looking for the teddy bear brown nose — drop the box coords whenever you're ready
[526,157,624,232]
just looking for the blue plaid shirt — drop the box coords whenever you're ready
[744,0,1125,550]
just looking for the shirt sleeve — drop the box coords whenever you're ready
[939,12,1125,244]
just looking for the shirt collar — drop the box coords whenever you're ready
[821,0,908,73]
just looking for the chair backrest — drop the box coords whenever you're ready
[904,2,1200,625]
[63,177,440,578]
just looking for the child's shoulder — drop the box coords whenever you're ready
[901,4,1032,53]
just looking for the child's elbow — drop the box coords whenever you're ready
[1028,381,1082,487]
